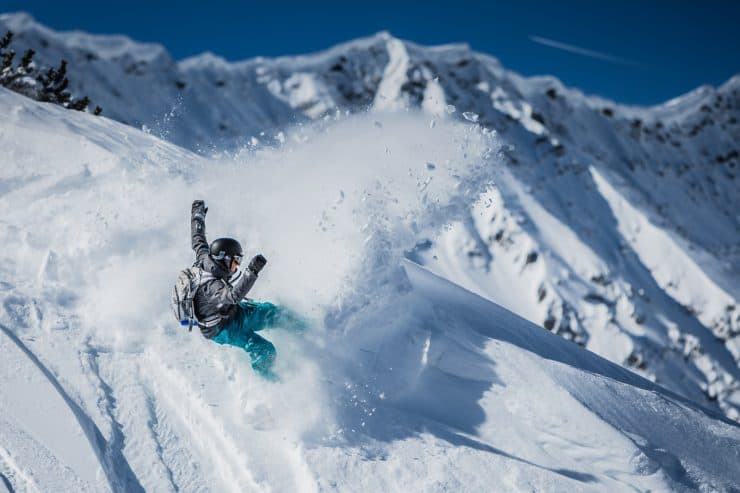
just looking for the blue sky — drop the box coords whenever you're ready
[2,0,739,105]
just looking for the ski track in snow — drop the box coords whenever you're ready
[0,442,39,493]
[143,354,263,492]
[0,321,142,492]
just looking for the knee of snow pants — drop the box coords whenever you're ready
[212,302,278,376]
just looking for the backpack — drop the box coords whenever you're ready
[171,266,210,331]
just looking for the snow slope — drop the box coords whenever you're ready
[1,12,737,420]
[1,87,739,492]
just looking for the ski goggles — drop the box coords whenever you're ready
[212,252,243,264]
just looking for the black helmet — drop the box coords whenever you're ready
[209,238,243,264]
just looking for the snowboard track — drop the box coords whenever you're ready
[0,322,144,493]
[139,382,180,491]
[144,352,264,492]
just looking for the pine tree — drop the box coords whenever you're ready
[37,59,72,105]
[0,31,15,78]
[0,31,37,96]
[69,96,90,111]
[0,30,101,115]
[20,49,35,72]
[8,49,36,89]
[0,31,12,50]
[1,49,15,75]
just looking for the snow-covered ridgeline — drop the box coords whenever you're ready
[0,12,738,419]
[1,88,738,492]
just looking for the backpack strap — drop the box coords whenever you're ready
[183,269,198,332]
[185,267,219,331]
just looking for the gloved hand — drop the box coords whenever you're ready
[192,200,208,219]
[248,254,267,275]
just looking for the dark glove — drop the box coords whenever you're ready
[248,254,267,275]
[192,200,208,219]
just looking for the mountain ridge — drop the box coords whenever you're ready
[3,11,737,131]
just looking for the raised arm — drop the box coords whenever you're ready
[202,255,267,309]
[191,200,209,262]
[218,267,259,304]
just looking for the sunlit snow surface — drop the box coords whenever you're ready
[2,12,739,421]
[1,88,738,492]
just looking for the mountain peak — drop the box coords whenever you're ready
[0,11,35,27]
[180,51,235,71]
[0,11,170,63]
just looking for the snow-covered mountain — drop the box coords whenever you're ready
[7,11,735,421]
[1,86,738,492]
[1,13,739,487]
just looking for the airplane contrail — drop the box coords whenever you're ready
[529,35,643,68]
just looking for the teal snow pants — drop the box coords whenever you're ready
[212,301,304,377]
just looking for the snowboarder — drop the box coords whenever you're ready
[188,199,281,376]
